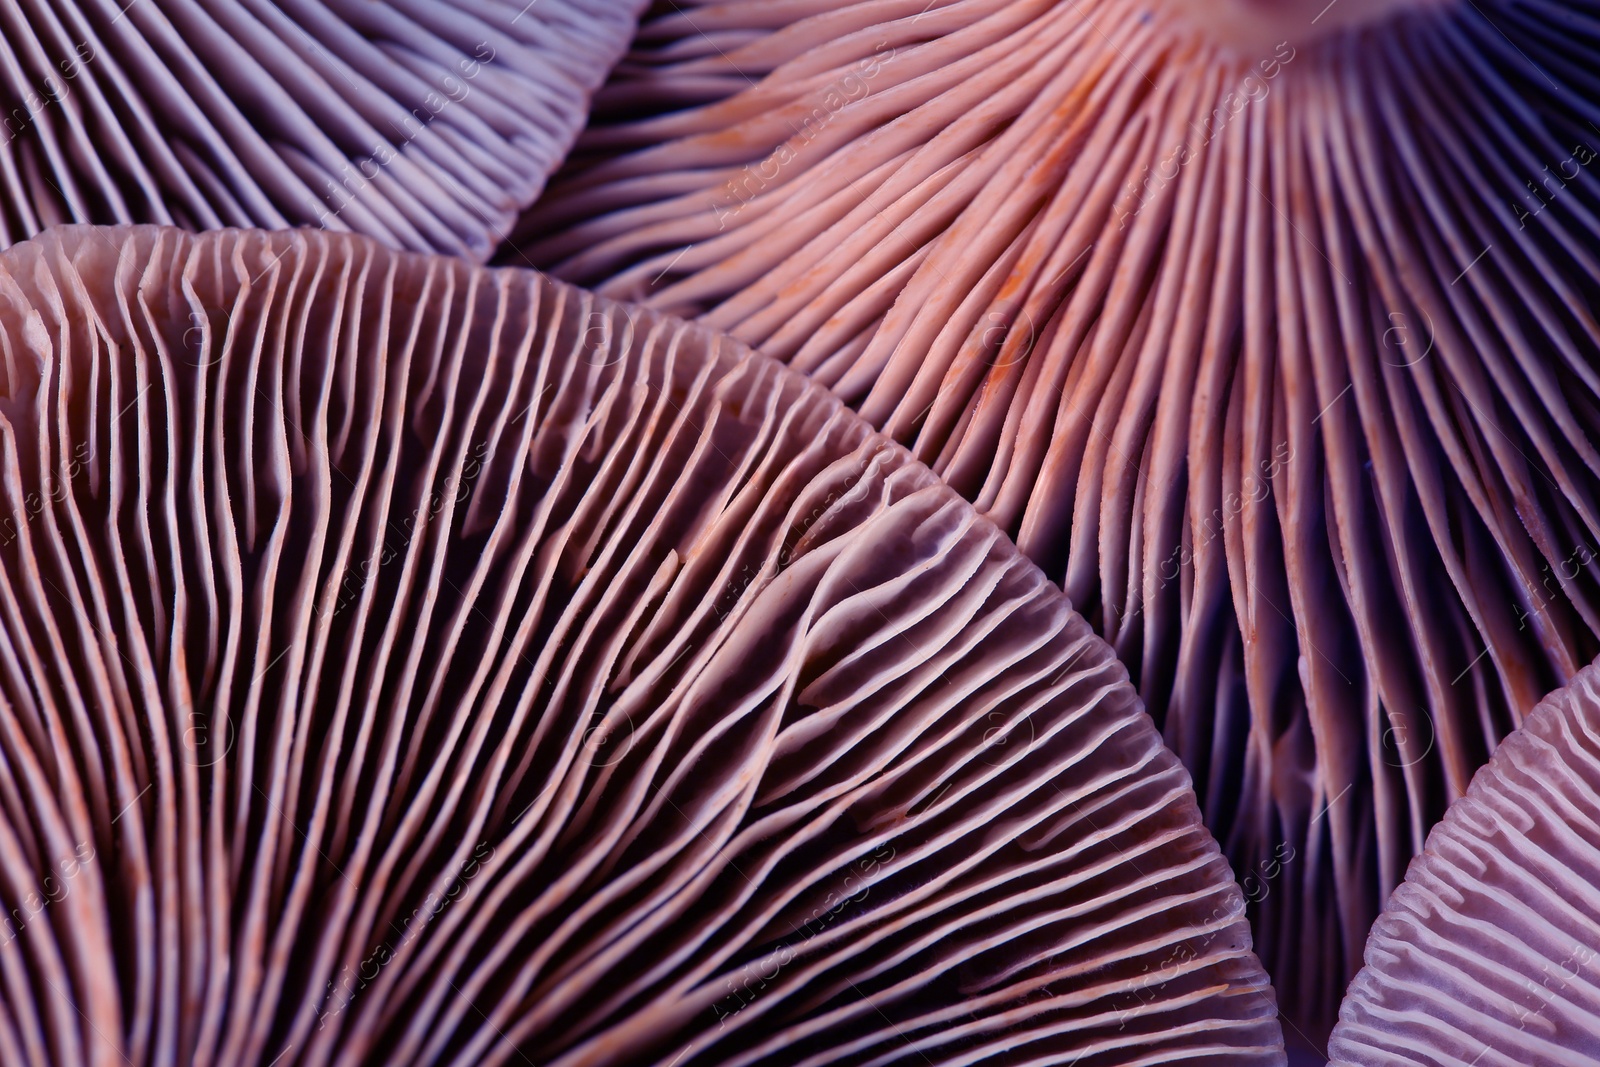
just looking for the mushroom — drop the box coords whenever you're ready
[1328,656,1600,1066]
[0,224,1284,1066]
[0,0,645,259]
[515,0,1600,1037]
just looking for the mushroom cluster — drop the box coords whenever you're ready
[516,0,1600,1037]
[0,225,1282,1066]
[0,1,1592,1063]
[0,0,645,257]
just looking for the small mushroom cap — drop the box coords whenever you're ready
[1329,657,1600,1066]
[515,0,1600,1037]
[0,225,1282,1066]
[0,0,645,259]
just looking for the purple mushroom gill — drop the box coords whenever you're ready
[0,225,1282,1067]
[0,0,647,257]
[1331,656,1600,1066]
[512,0,1600,1037]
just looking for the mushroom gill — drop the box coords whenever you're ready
[0,224,1283,1067]
[515,0,1600,1034]
[1329,657,1600,1066]
[0,0,645,259]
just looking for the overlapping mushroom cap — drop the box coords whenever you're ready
[0,225,1282,1066]
[516,0,1600,1034]
[0,0,645,258]
[1329,657,1600,1066]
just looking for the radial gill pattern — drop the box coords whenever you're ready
[515,0,1600,1035]
[0,0,645,258]
[0,225,1283,1067]
[1329,658,1600,1066]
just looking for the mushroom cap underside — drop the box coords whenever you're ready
[1330,656,1600,1066]
[517,0,1600,1038]
[0,0,646,259]
[0,224,1282,1067]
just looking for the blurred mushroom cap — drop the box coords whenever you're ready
[0,224,1282,1067]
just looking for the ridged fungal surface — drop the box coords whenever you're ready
[517,0,1600,1035]
[0,225,1283,1067]
[0,0,645,258]
[1329,658,1600,1066]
